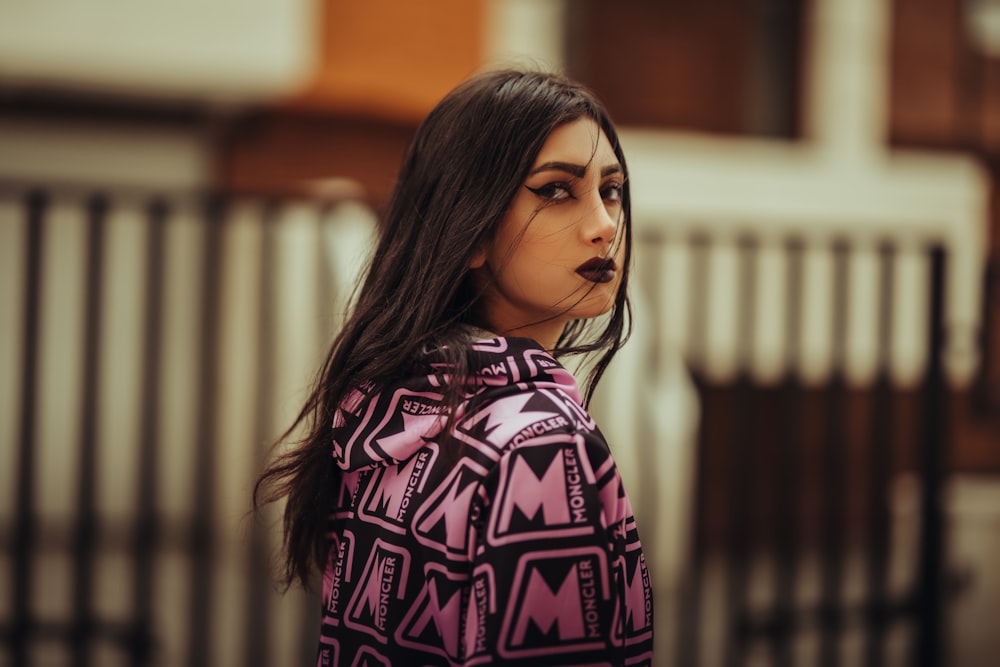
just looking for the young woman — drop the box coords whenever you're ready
[255,68,654,666]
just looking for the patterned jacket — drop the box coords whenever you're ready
[317,336,654,666]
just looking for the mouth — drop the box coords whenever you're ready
[575,257,617,284]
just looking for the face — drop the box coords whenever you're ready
[470,117,627,349]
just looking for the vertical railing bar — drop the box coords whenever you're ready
[315,200,338,353]
[130,197,169,667]
[675,231,711,667]
[818,240,850,667]
[187,195,226,667]
[298,201,332,664]
[863,242,896,667]
[686,233,711,373]
[12,190,47,667]
[246,200,278,667]
[70,193,109,667]
[773,236,805,667]
[913,245,947,667]
[637,231,665,374]
[979,256,1000,412]
[631,231,668,615]
[723,235,759,667]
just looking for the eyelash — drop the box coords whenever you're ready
[602,183,624,203]
[526,181,624,204]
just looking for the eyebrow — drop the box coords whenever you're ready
[527,161,622,178]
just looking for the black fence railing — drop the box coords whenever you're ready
[0,183,359,666]
[634,230,953,667]
[975,255,1000,415]
[0,182,966,666]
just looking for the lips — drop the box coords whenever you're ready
[575,257,617,284]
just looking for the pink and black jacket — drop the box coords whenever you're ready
[318,336,654,666]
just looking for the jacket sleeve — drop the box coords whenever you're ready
[461,430,654,666]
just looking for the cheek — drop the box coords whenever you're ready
[498,226,557,267]
[492,207,534,261]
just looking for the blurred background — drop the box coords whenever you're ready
[1,0,998,665]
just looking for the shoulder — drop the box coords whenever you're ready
[452,381,619,522]
[456,382,604,460]
[472,425,631,558]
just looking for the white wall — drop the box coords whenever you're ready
[0,0,316,103]
[0,120,213,188]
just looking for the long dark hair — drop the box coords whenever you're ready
[254,68,633,589]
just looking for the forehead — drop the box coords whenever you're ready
[533,118,617,167]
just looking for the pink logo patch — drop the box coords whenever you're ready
[413,459,487,558]
[357,445,438,534]
[344,539,411,642]
[488,435,597,546]
[396,563,466,661]
[499,546,611,659]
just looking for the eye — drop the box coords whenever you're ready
[526,182,575,202]
[601,181,624,204]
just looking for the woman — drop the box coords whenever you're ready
[255,68,654,666]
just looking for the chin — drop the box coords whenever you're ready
[574,298,618,321]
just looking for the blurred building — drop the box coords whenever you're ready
[1,0,998,666]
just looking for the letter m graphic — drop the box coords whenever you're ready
[624,549,653,640]
[358,453,427,533]
[413,461,485,557]
[396,564,464,660]
[513,565,584,643]
[344,540,410,642]
[488,439,592,545]
[500,548,607,658]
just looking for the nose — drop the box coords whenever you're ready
[582,198,620,249]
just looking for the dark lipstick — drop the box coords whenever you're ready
[575,257,616,284]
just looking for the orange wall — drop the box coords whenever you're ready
[286,0,486,122]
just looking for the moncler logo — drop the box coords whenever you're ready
[538,386,597,431]
[340,388,445,464]
[333,471,360,519]
[488,435,597,546]
[457,392,559,455]
[395,563,466,661]
[463,565,496,665]
[344,540,411,642]
[618,544,653,642]
[357,445,438,534]
[322,530,355,623]
[413,459,488,558]
[499,547,610,659]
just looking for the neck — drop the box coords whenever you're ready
[498,321,565,351]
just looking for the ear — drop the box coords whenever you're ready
[469,246,487,269]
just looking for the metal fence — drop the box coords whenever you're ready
[0,182,959,666]
[632,231,952,667]
[0,183,380,666]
